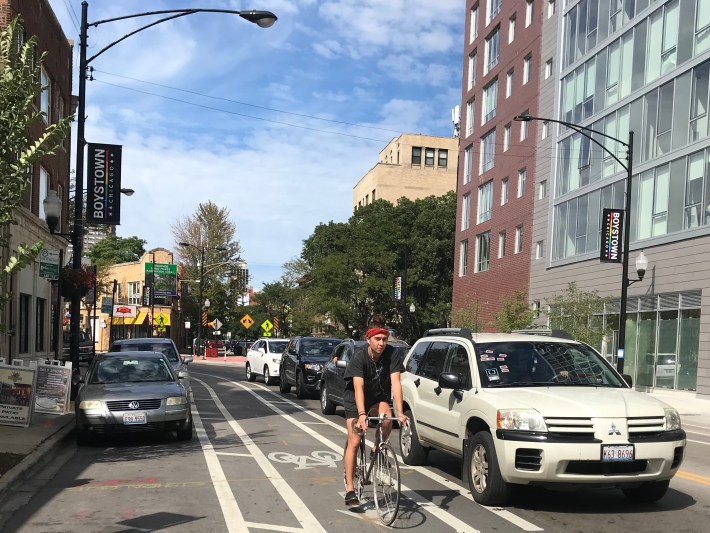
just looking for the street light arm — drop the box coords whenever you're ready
[514,113,629,171]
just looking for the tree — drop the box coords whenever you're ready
[0,18,73,332]
[451,300,485,333]
[493,290,536,332]
[87,235,146,267]
[545,282,610,348]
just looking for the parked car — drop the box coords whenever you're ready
[230,339,253,355]
[75,350,192,444]
[319,338,409,415]
[62,330,94,363]
[109,338,192,380]
[246,338,290,384]
[279,336,341,399]
[398,328,686,506]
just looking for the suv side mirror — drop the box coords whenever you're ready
[336,359,347,369]
[438,372,461,390]
[182,355,193,365]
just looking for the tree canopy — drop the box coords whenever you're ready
[87,235,146,267]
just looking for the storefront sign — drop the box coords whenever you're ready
[600,208,624,263]
[32,362,72,415]
[0,363,36,427]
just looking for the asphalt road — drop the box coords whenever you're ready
[1,361,709,532]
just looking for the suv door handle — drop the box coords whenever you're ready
[414,378,420,387]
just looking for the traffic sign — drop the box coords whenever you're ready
[241,314,254,329]
[212,318,223,331]
[261,319,273,333]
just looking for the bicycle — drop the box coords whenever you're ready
[346,413,402,526]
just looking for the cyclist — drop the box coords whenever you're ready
[342,315,409,506]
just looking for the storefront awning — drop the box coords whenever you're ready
[112,311,148,326]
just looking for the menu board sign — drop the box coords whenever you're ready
[0,363,36,427]
[33,362,72,415]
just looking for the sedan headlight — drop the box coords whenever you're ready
[166,396,187,406]
[664,408,681,430]
[497,409,547,432]
[78,400,101,410]
[304,363,322,372]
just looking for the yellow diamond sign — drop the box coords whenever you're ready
[261,319,273,333]
[240,314,254,329]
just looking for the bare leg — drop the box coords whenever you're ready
[344,417,362,493]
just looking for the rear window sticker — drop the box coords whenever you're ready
[497,357,506,361]
[480,355,493,361]
[500,365,509,372]
[485,350,494,354]
[498,353,507,358]
[486,368,500,381]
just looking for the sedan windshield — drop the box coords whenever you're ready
[113,342,179,362]
[474,341,626,388]
[91,357,175,384]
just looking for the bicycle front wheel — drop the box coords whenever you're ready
[373,443,400,525]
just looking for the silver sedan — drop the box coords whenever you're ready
[75,351,192,444]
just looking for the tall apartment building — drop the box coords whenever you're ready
[453,1,542,330]
[0,0,73,363]
[353,134,459,210]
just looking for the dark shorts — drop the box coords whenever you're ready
[342,389,389,420]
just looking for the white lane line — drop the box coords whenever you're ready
[687,438,710,445]
[237,379,544,532]
[192,404,248,533]
[205,377,481,533]
[684,429,710,437]
[216,452,252,457]
[194,377,328,533]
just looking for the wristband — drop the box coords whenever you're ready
[358,412,366,416]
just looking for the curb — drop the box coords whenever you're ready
[0,418,75,499]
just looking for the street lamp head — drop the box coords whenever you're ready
[409,303,416,313]
[635,250,648,281]
[514,113,533,122]
[120,188,135,196]
[204,298,211,308]
[43,190,62,234]
[239,10,278,28]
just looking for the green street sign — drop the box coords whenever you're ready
[39,249,60,279]
[145,263,177,296]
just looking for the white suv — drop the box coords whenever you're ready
[399,328,686,506]
[246,338,289,385]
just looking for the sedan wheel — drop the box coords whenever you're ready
[246,363,256,382]
[320,382,336,415]
[264,366,275,385]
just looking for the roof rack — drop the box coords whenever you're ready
[424,328,473,341]
[511,328,574,340]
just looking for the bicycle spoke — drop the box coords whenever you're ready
[373,443,400,525]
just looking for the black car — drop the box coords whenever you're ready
[279,336,341,399]
[319,339,409,415]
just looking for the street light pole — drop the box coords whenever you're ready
[198,245,204,359]
[514,113,638,374]
[67,0,276,373]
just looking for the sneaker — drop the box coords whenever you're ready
[345,490,359,506]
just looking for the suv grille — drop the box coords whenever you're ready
[544,417,596,441]
[107,399,162,411]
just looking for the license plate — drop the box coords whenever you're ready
[123,412,147,425]
[602,444,634,462]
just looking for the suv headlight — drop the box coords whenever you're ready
[664,408,681,430]
[272,358,281,364]
[167,396,187,406]
[497,409,547,432]
[304,363,322,372]
[78,400,101,410]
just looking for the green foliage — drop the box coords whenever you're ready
[87,235,146,267]
[545,282,610,348]
[451,300,485,333]
[493,290,537,332]
[0,17,73,333]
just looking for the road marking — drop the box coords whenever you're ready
[199,374,541,533]
[194,378,328,533]
[676,471,710,485]
[687,438,710,446]
[215,452,252,458]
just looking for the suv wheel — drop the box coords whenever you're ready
[464,431,511,506]
[246,363,256,382]
[622,480,670,503]
[264,366,275,385]
[320,382,336,414]
[399,410,428,465]
[279,366,291,393]
[295,371,308,399]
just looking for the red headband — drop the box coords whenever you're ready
[365,327,389,339]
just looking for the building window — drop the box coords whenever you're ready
[459,239,469,276]
[478,181,493,223]
[480,129,496,173]
[40,67,51,123]
[539,179,547,199]
[547,0,555,19]
[19,293,30,353]
[39,166,49,220]
[468,51,477,90]
[476,232,491,272]
[503,122,511,151]
[412,147,422,165]
[525,0,534,27]
[466,100,475,137]
[506,69,513,98]
[36,297,46,352]
[470,5,478,43]
[438,149,448,167]
[518,168,527,197]
[365,194,369,204]
[646,1,680,83]
[501,176,509,205]
[685,151,705,228]
[520,113,529,140]
[523,54,532,84]
[484,27,500,74]
[542,120,549,139]
[545,58,553,79]
[128,281,141,305]
[372,189,376,201]
[464,145,473,184]
[515,225,523,253]
[482,78,498,124]
[498,231,506,258]
[697,0,710,54]
[462,193,471,231]
[536,240,544,259]
[425,147,435,166]
[690,61,709,142]
[487,0,502,24]
[508,14,516,43]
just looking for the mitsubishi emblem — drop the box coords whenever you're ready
[129,401,140,410]
[609,422,621,435]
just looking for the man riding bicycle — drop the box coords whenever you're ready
[342,315,409,506]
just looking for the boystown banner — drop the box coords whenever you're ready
[600,208,624,263]
[86,143,122,225]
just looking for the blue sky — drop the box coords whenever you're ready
[47,0,464,290]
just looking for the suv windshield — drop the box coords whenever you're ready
[268,341,287,353]
[301,339,340,359]
[112,342,180,362]
[474,341,625,388]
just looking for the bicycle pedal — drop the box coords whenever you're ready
[363,480,372,485]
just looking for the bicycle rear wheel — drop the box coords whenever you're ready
[373,443,400,525]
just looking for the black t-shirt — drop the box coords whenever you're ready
[344,344,405,401]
